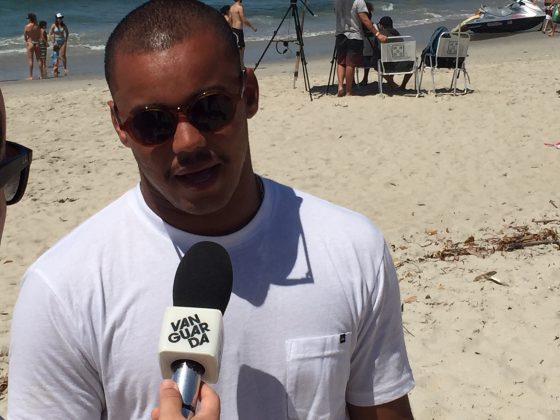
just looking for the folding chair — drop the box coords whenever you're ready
[418,32,471,95]
[377,36,419,97]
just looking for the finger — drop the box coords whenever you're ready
[158,379,183,418]
[151,407,160,420]
[196,383,220,418]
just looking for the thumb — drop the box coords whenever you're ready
[157,379,184,418]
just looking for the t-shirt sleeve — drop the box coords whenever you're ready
[7,269,105,419]
[354,0,369,15]
[345,243,415,406]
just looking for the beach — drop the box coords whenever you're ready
[1,29,560,418]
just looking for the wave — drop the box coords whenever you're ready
[246,29,334,42]
[0,48,26,55]
[380,3,394,12]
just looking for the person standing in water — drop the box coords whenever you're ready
[49,12,69,77]
[23,13,41,80]
[229,0,257,68]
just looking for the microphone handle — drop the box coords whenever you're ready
[171,360,205,418]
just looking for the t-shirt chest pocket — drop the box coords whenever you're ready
[285,332,353,420]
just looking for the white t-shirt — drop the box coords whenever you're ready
[8,178,414,419]
[335,0,368,40]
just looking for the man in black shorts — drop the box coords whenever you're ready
[334,0,386,96]
[229,0,257,68]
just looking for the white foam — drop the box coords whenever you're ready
[381,3,394,12]
[0,48,26,55]
[83,45,106,51]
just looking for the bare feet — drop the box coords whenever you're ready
[26,77,33,80]
[337,88,345,97]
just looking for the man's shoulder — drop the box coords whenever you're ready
[29,189,138,270]
[268,179,385,245]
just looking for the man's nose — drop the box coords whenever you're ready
[171,114,207,153]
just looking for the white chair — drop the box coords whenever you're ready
[418,32,471,95]
[377,35,419,97]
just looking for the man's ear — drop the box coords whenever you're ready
[108,100,132,148]
[243,68,259,119]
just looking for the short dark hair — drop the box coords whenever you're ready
[39,21,47,29]
[220,5,230,15]
[27,13,37,24]
[104,0,239,94]
[379,16,394,29]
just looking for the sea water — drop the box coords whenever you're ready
[0,0,541,81]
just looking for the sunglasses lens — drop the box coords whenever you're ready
[132,109,177,145]
[3,173,20,202]
[190,94,235,132]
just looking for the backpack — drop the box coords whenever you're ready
[421,26,449,61]
[553,4,560,23]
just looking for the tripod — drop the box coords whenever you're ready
[254,0,314,101]
[326,43,337,96]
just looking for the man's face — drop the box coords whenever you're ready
[109,30,258,232]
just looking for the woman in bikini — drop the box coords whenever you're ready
[49,13,69,77]
[23,13,41,80]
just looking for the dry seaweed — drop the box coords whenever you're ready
[423,224,559,261]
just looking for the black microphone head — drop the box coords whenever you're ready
[173,241,233,314]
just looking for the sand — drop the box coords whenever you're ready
[1,30,559,418]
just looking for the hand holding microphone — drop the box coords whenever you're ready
[151,380,220,420]
[158,241,233,419]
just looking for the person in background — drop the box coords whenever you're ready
[23,13,41,80]
[220,5,231,26]
[229,0,257,68]
[549,0,559,36]
[377,16,414,90]
[543,0,554,34]
[359,2,378,86]
[8,1,414,419]
[49,12,69,77]
[335,0,387,96]
[38,21,49,79]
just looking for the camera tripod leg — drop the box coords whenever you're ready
[292,6,312,101]
[254,1,313,101]
[326,43,337,95]
[254,6,292,70]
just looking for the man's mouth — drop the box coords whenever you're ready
[174,165,220,188]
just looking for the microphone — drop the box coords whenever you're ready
[159,241,233,418]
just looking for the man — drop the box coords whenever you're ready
[23,13,41,80]
[229,0,257,69]
[369,16,414,91]
[8,1,414,419]
[335,0,387,96]
[0,89,214,418]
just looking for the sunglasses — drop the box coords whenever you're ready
[1,141,33,205]
[114,78,246,146]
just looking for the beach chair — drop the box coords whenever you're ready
[418,31,471,95]
[377,35,419,97]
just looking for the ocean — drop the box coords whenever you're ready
[0,0,542,81]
